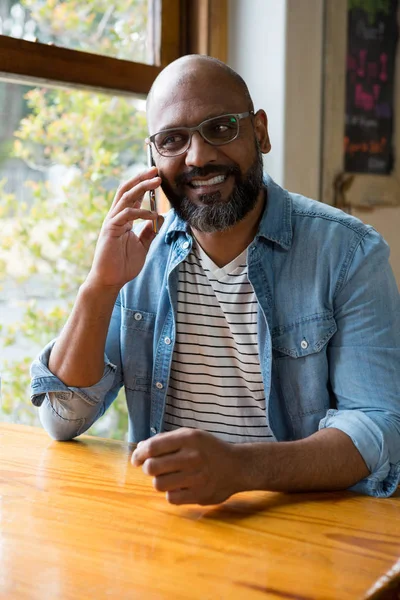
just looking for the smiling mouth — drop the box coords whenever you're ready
[188,174,228,188]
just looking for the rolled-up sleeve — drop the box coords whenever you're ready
[320,229,400,497]
[30,299,122,440]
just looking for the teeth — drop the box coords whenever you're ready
[191,175,226,187]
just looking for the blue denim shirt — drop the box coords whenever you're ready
[31,175,400,497]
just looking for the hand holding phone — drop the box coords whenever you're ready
[147,145,159,234]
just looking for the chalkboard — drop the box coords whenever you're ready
[345,0,398,174]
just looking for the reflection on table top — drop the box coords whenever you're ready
[1,423,399,599]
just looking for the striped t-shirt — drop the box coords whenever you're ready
[163,242,275,443]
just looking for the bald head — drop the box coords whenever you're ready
[146,55,254,132]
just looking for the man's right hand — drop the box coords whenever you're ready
[86,167,163,290]
[47,168,163,388]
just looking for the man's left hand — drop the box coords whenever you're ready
[131,428,241,505]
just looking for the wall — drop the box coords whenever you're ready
[227,0,324,199]
[284,0,324,199]
[227,0,287,186]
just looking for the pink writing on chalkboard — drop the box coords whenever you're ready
[380,53,388,81]
[347,50,388,81]
[348,50,391,116]
[354,83,391,116]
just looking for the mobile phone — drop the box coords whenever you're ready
[147,144,159,234]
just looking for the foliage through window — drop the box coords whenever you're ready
[0,3,159,440]
[0,0,158,64]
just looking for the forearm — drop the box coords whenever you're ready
[232,428,370,494]
[48,280,120,387]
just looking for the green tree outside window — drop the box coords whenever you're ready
[0,0,152,439]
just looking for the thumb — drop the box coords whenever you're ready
[138,216,164,252]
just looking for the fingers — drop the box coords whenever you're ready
[110,170,161,217]
[131,429,209,506]
[111,167,158,209]
[132,429,192,465]
[152,471,202,493]
[166,488,199,505]
[141,446,195,477]
[138,216,165,251]
[109,207,158,228]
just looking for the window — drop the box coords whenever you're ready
[0,0,182,96]
[0,81,148,438]
[1,0,155,64]
[0,0,227,439]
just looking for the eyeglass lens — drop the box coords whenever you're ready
[154,114,240,156]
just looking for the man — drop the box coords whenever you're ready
[31,55,400,505]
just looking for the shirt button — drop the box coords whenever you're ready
[134,312,142,321]
[182,241,190,249]
[155,381,163,389]
[164,337,171,345]
[301,339,309,349]
[150,426,157,434]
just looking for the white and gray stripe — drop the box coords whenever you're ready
[163,242,275,443]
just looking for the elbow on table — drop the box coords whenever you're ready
[39,396,84,442]
[45,427,81,442]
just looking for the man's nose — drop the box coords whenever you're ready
[184,131,218,167]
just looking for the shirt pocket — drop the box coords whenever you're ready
[271,314,337,420]
[120,307,156,392]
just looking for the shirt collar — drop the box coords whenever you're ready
[164,173,293,250]
[257,173,293,250]
[164,212,190,244]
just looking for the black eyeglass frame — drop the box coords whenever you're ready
[146,111,254,157]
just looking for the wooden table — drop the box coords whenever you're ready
[1,423,399,600]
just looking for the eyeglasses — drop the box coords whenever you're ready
[146,111,254,157]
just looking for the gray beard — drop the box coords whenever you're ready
[162,146,264,233]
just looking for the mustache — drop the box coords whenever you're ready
[175,164,241,186]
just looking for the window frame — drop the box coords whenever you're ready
[0,0,227,96]
[181,0,228,62]
[0,0,182,96]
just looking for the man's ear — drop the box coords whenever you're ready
[253,110,271,154]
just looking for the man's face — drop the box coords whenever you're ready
[147,72,268,232]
